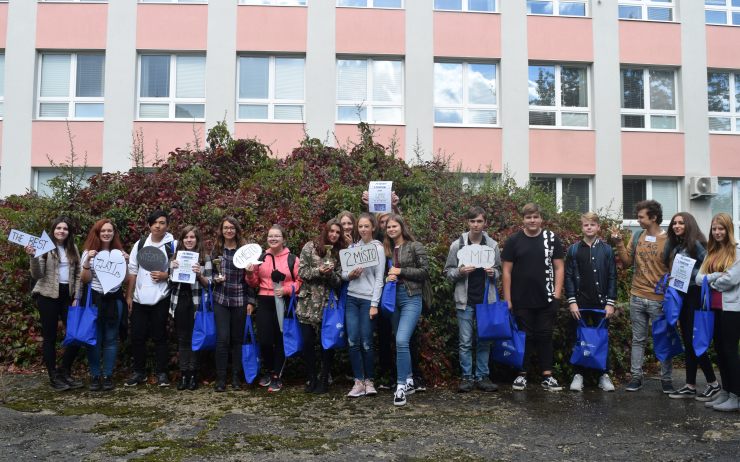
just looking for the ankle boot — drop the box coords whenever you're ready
[59,369,84,389]
[49,372,70,392]
[177,372,188,391]
[313,375,329,394]
[188,371,198,391]
[232,373,242,391]
[304,375,317,393]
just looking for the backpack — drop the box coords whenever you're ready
[629,229,671,263]
[258,252,297,281]
[137,235,176,261]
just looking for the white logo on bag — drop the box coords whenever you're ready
[503,351,511,357]
[336,323,343,329]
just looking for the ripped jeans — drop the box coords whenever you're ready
[345,295,376,381]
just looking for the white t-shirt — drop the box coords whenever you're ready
[57,246,69,284]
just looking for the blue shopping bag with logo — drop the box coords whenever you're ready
[241,315,260,384]
[476,276,512,340]
[192,283,216,351]
[693,276,715,357]
[380,261,396,314]
[569,309,609,371]
[492,318,526,369]
[321,290,346,350]
[652,315,684,362]
[663,285,683,327]
[282,287,303,358]
[63,285,98,347]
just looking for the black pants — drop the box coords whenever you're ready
[256,295,286,374]
[214,302,246,380]
[130,299,169,374]
[720,311,740,395]
[37,284,79,377]
[678,286,716,385]
[569,308,609,375]
[300,322,335,380]
[514,302,557,374]
[175,294,197,372]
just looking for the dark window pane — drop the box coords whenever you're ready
[621,114,645,128]
[621,69,644,109]
[623,179,647,219]
[562,178,589,213]
[529,111,556,125]
[140,55,170,98]
[707,72,730,112]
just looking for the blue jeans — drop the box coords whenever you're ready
[391,286,422,385]
[345,295,375,380]
[87,300,123,378]
[458,305,492,380]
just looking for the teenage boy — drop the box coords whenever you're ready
[445,206,501,392]
[502,203,565,391]
[612,200,673,393]
[565,212,617,392]
[125,211,176,387]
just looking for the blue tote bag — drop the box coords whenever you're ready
[192,283,216,351]
[321,290,347,350]
[241,315,260,384]
[380,260,396,314]
[492,318,526,369]
[662,286,683,327]
[63,285,98,347]
[282,287,303,358]
[476,276,512,340]
[693,276,715,357]
[652,315,684,362]
[569,309,609,371]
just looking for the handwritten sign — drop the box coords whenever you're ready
[368,181,393,213]
[7,229,56,257]
[669,254,696,294]
[233,244,263,269]
[93,250,126,294]
[137,246,168,272]
[340,243,380,271]
[457,244,497,269]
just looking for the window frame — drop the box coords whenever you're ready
[136,53,206,121]
[705,0,740,26]
[528,63,592,129]
[621,177,680,227]
[618,0,675,22]
[336,0,403,8]
[531,175,593,213]
[434,60,499,127]
[707,70,740,133]
[36,52,106,121]
[33,168,102,197]
[620,67,679,132]
[526,0,589,17]
[336,57,405,125]
[236,55,306,123]
[40,1,108,3]
[138,1,207,4]
[433,0,497,13]
[238,0,307,6]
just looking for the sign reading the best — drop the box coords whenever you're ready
[7,229,56,257]
[340,243,380,271]
[457,244,496,269]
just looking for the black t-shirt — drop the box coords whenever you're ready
[465,237,487,305]
[501,229,564,309]
[575,241,600,307]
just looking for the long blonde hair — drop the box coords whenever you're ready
[700,213,737,273]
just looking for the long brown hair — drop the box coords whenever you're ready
[50,216,80,265]
[83,219,124,254]
[701,213,737,273]
[176,225,206,263]
[665,212,707,263]
[213,216,246,256]
[315,219,347,259]
[383,214,416,258]
[336,210,359,244]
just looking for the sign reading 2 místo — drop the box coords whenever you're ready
[339,243,380,271]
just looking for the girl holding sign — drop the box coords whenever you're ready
[383,214,429,406]
[80,219,128,391]
[296,219,345,394]
[170,226,212,391]
[27,217,83,391]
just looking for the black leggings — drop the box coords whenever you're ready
[130,299,169,374]
[300,322,335,380]
[719,311,740,395]
[514,302,557,374]
[678,286,716,385]
[175,294,197,372]
[214,302,246,380]
[256,295,285,374]
[37,284,80,377]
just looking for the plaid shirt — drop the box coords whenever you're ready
[169,256,213,317]
[212,248,256,308]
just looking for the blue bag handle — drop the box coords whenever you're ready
[700,276,711,312]
[286,286,297,317]
[84,284,93,309]
[654,273,670,295]
[327,290,337,309]
[477,270,500,303]
[243,314,256,344]
[577,308,607,329]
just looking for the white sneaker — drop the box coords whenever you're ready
[570,374,584,392]
[598,373,615,392]
[347,379,366,398]
[512,375,527,391]
[393,385,406,406]
[364,379,377,396]
[405,377,416,395]
[713,393,739,412]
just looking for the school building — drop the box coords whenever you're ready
[0,1,738,230]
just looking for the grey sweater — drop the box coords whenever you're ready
[342,239,386,306]
[444,231,501,311]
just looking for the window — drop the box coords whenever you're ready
[705,0,740,25]
[41,1,108,3]
[434,61,497,126]
[620,68,677,130]
[338,0,402,7]
[528,64,590,128]
[138,54,205,120]
[237,56,305,122]
[37,53,105,119]
[711,179,740,236]
[139,1,206,3]
[239,0,307,5]
[531,176,592,213]
[618,0,673,22]
[527,1,587,17]
[434,0,496,12]
[336,58,403,124]
[0,54,4,119]
[34,168,100,197]
[708,71,740,132]
[622,178,678,225]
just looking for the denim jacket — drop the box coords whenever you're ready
[565,238,617,307]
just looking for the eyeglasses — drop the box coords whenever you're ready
[223,226,236,231]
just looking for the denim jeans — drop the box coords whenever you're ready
[345,295,375,380]
[87,299,123,378]
[630,295,673,381]
[457,305,492,380]
[391,286,422,386]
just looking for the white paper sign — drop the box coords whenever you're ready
[669,253,696,293]
[368,181,393,213]
[93,250,127,294]
[457,244,497,269]
[340,243,381,271]
[233,244,263,269]
[7,229,56,257]
[170,251,199,284]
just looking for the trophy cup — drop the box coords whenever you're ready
[213,257,224,283]
[323,245,334,268]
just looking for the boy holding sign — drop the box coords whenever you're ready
[444,207,501,393]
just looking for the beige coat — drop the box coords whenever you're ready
[30,246,81,301]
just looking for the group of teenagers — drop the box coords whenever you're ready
[25,196,740,410]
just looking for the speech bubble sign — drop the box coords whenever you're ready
[137,246,168,272]
[93,249,126,294]
[233,243,263,269]
[339,243,380,272]
[8,229,56,257]
[457,244,497,269]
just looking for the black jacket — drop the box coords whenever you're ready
[565,238,617,307]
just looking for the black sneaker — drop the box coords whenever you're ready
[258,373,271,387]
[404,379,416,395]
[625,377,642,392]
[393,385,407,406]
[89,376,102,392]
[102,376,115,391]
[661,380,675,395]
[696,383,721,402]
[215,380,226,393]
[60,370,84,390]
[458,378,474,393]
[49,374,71,392]
[476,377,499,392]
[413,376,427,392]
[669,385,697,399]
[157,373,170,388]
[124,372,147,387]
[267,376,283,393]
[232,376,242,391]
[541,376,562,392]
